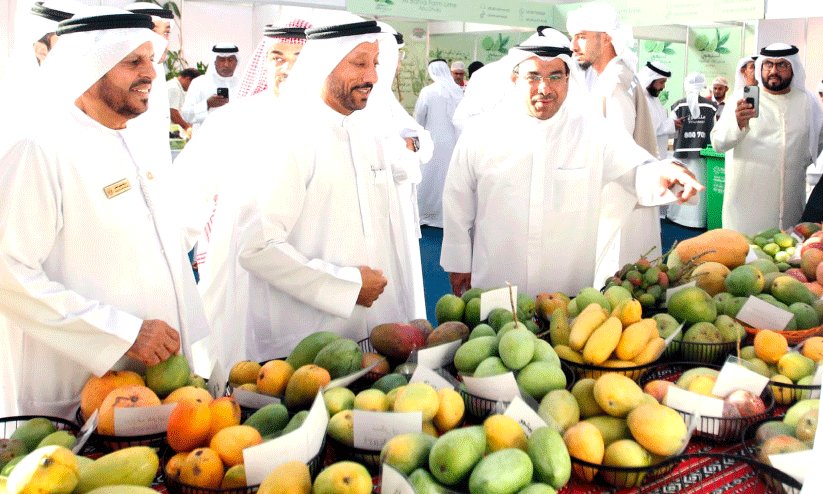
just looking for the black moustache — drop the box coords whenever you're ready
[130,79,153,89]
[352,83,374,91]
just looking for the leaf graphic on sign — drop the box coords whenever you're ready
[663,48,675,55]
[716,47,731,54]
[719,31,730,46]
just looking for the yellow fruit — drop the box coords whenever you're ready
[164,452,188,480]
[615,319,657,361]
[569,304,609,351]
[258,461,311,494]
[626,403,688,457]
[393,383,439,421]
[554,345,584,363]
[209,425,263,467]
[257,360,295,396]
[97,385,160,436]
[179,448,223,490]
[80,371,145,421]
[582,317,622,365]
[229,361,262,386]
[433,388,464,433]
[692,262,731,296]
[801,336,823,362]
[353,389,389,412]
[207,396,241,440]
[7,446,79,494]
[221,464,247,489]
[631,337,666,366]
[563,422,604,482]
[593,373,644,418]
[285,365,331,409]
[754,330,788,364]
[421,421,439,438]
[327,411,354,446]
[162,386,213,406]
[483,415,528,452]
[167,399,212,452]
[611,299,642,328]
[312,461,372,494]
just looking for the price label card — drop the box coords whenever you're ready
[810,366,823,399]
[324,358,386,390]
[664,322,686,348]
[745,246,759,263]
[768,450,813,484]
[735,296,793,331]
[461,372,519,401]
[208,360,227,399]
[504,396,547,437]
[409,366,455,391]
[304,392,329,455]
[73,409,98,454]
[480,286,517,320]
[232,388,280,408]
[417,340,461,370]
[665,387,724,434]
[712,357,770,397]
[381,464,417,494]
[113,403,176,436]
[665,281,696,306]
[353,410,422,450]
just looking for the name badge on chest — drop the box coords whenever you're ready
[104,178,131,199]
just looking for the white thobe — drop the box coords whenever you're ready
[236,101,416,360]
[592,58,662,280]
[181,73,240,131]
[128,62,173,170]
[0,106,209,419]
[440,103,661,297]
[645,92,675,160]
[414,83,460,228]
[711,88,823,235]
[167,77,186,111]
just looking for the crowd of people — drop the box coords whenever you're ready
[0,0,820,420]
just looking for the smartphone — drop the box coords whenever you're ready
[217,87,229,99]
[743,85,759,118]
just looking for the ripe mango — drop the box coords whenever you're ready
[601,440,651,487]
[611,299,642,328]
[428,426,485,485]
[327,410,354,446]
[626,404,688,457]
[468,448,533,494]
[582,317,622,365]
[526,426,571,489]
[426,321,470,347]
[370,323,426,359]
[693,262,731,296]
[228,360,262,386]
[323,387,355,416]
[553,345,583,363]
[433,388,464,433]
[284,364,331,409]
[286,332,339,370]
[483,414,527,452]
[313,461,372,494]
[593,374,644,418]
[393,383,439,421]
[568,304,608,352]
[615,319,657,361]
[75,446,159,494]
[258,461,311,494]
[380,433,436,475]
[563,422,604,482]
[6,446,78,494]
[353,389,389,412]
[631,337,666,366]
[549,310,571,347]
[538,390,579,433]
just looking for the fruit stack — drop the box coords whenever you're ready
[436,289,540,334]
[737,332,822,405]
[743,400,819,469]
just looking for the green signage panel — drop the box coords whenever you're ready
[638,40,686,110]
[687,26,743,97]
[555,0,763,29]
[348,0,553,29]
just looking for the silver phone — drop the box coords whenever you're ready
[743,85,759,118]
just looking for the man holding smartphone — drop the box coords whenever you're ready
[182,43,241,132]
[710,43,823,235]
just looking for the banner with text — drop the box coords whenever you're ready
[687,27,743,99]
[387,21,429,114]
[349,0,553,28]
[638,40,686,111]
[554,0,762,29]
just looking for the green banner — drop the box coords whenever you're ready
[687,27,743,98]
[387,21,429,114]
[555,0,763,29]
[638,40,686,110]
[348,0,553,29]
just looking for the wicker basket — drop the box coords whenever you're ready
[558,357,656,382]
[74,407,166,452]
[668,338,739,364]
[569,449,684,489]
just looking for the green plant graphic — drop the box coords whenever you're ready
[693,29,731,54]
[643,40,676,55]
[481,33,511,54]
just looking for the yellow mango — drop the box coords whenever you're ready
[582,317,622,365]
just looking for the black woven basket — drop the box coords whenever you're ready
[457,361,575,419]
[356,338,459,383]
[669,338,739,364]
[558,356,659,382]
[768,378,821,406]
[74,407,166,452]
[638,362,775,442]
[569,448,684,489]
[324,435,382,473]
[1,414,81,456]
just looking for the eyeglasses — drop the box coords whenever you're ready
[519,73,567,85]
[762,60,791,72]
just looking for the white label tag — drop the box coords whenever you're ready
[409,366,454,391]
[712,357,770,397]
[664,322,686,348]
[735,296,793,331]
[768,450,812,484]
[790,232,804,244]
[417,340,461,370]
[480,286,517,320]
[208,360,227,399]
[462,372,519,401]
[381,464,417,494]
[665,387,725,434]
[665,281,696,306]
[811,366,823,399]
[353,410,422,450]
[113,403,176,436]
[72,409,98,454]
[324,358,386,390]
[242,392,327,486]
[745,245,759,263]
[232,388,281,408]
[504,396,547,437]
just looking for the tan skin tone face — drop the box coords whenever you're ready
[266,42,302,97]
[571,31,609,71]
[451,69,465,85]
[511,56,569,121]
[321,41,379,115]
[647,78,666,97]
[215,54,238,77]
[761,58,793,95]
[712,83,728,102]
[76,41,156,129]
[742,61,757,86]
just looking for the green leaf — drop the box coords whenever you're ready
[664,42,672,49]
[663,48,676,55]
[716,28,721,42]
[719,31,730,46]
[716,46,731,54]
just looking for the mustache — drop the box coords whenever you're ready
[129,78,153,90]
[352,83,374,91]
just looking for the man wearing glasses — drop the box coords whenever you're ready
[441,29,703,298]
[711,43,823,235]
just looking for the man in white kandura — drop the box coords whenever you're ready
[415,59,463,228]
[638,61,676,160]
[711,43,823,235]
[734,55,758,92]
[232,14,419,360]
[182,43,241,131]
[0,7,208,418]
[567,2,662,282]
[441,28,703,297]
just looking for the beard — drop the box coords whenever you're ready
[327,74,373,113]
[578,59,592,70]
[647,85,662,97]
[763,73,792,92]
[99,76,152,118]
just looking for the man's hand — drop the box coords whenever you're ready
[449,272,472,296]
[735,97,756,130]
[658,161,705,204]
[674,117,685,130]
[127,320,181,366]
[403,137,416,152]
[207,94,228,110]
[357,266,387,307]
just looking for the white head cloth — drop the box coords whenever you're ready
[566,2,637,69]
[637,60,670,89]
[277,12,384,108]
[683,71,705,119]
[124,2,173,22]
[755,43,823,164]
[427,60,464,115]
[733,55,757,92]
[452,26,588,132]
[207,42,241,86]
[451,61,466,71]
[37,6,167,109]
[235,18,312,98]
